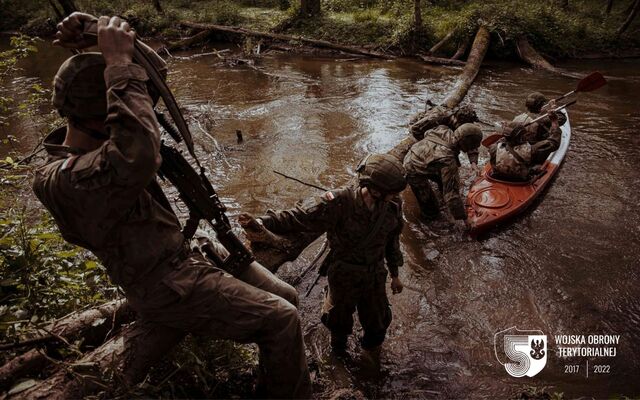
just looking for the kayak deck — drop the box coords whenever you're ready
[466,110,571,234]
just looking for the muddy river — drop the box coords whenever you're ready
[2,37,639,398]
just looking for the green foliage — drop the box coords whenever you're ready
[191,1,244,25]
[0,206,112,342]
[0,35,39,128]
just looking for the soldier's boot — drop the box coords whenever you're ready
[330,332,348,356]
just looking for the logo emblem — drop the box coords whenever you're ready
[494,327,547,377]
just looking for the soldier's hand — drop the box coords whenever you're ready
[391,276,403,295]
[97,16,135,66]
[238,212,256,228]
[53,12,97,49]
[541,99,556,113]
[471,163,481,176]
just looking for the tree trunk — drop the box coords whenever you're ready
[180,21,394,59]
[442,26,490,108]
[516,36,582,78]
[12,323,185,399]
[167,30,213,50]
[419,54,465,67]
[0,300,133,391]
[152,0,164,13]
[299,0,321,17]
[617,0,640,35]
[414,0,422,30]
[428,31,454,55]
[606,0,614,14]
[387,136,419,162]
[451,36,470,60]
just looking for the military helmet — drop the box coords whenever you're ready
[52,53,108,119]
[356,153,407,193]
[454,123,483,151]
[525,92,548,113]
[454,105,479,124]
[52,51,166,119]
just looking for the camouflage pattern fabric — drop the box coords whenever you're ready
[260,185,403,348]
[489,111,564,180]
[402,125,468,220]
[33,62,311,398]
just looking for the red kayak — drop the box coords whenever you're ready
[465,110,571,235]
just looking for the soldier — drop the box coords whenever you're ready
[489,93,565,180]
[239,154,406,359]
[408,103,479,141]
[403,123,483,221]
[32,13,310,398]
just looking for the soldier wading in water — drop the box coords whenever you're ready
[32,12,311,398]
[240,154,407,363]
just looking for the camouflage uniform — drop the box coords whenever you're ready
[33,56,311,398]
[259,185,403,350]
[409,104,478,143]
[403,125,475,220]
[489,111,565,180]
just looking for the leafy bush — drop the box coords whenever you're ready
[195,1,244,25]
[0,207,112,342]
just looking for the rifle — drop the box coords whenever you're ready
[52,5,254,276]
[156,115,254,276]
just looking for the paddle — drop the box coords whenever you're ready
[480,71,607,147]
[481,100,577,147]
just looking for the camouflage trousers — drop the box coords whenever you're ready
[406,172,442,220]
[124,254,311,399]
[321,260,392,350]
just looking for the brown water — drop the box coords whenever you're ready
[2,38,639,398]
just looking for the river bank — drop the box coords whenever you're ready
[2,0,639,62]
[1,11,639,398]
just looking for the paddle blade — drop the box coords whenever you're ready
[576,71,607,93]
[481,133,503,147]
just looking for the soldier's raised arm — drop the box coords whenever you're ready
[98,16,162,188]
[256,189,349,235]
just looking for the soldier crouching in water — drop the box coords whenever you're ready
[32,13,310,398]
[239,154,406,362]
[403,123,483,224]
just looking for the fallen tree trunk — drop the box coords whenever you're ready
[179,21,394,59]
[451,37,470,60]
[387,136,419,162]
[167,30,214,51]
[12,323,185,399]
[0,300,133,391]
[442,26,490,108]
[0,349,48,391]
[516,36,582,78]
[428,31,454,55]
[418,54,465,67]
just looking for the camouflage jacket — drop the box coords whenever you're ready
[403,125,467,219]
[260,185,403,277]
[32,63,185,290]
[512,111,564,160]
[408,105,452,140]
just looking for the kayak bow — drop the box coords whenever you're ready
[466,109,571,234]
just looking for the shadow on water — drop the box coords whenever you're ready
[2,37,639,398]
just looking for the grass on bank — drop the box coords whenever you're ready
[1,0,638,59]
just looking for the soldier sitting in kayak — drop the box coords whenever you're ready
[403,123,483,222]
[489,93,564,181]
